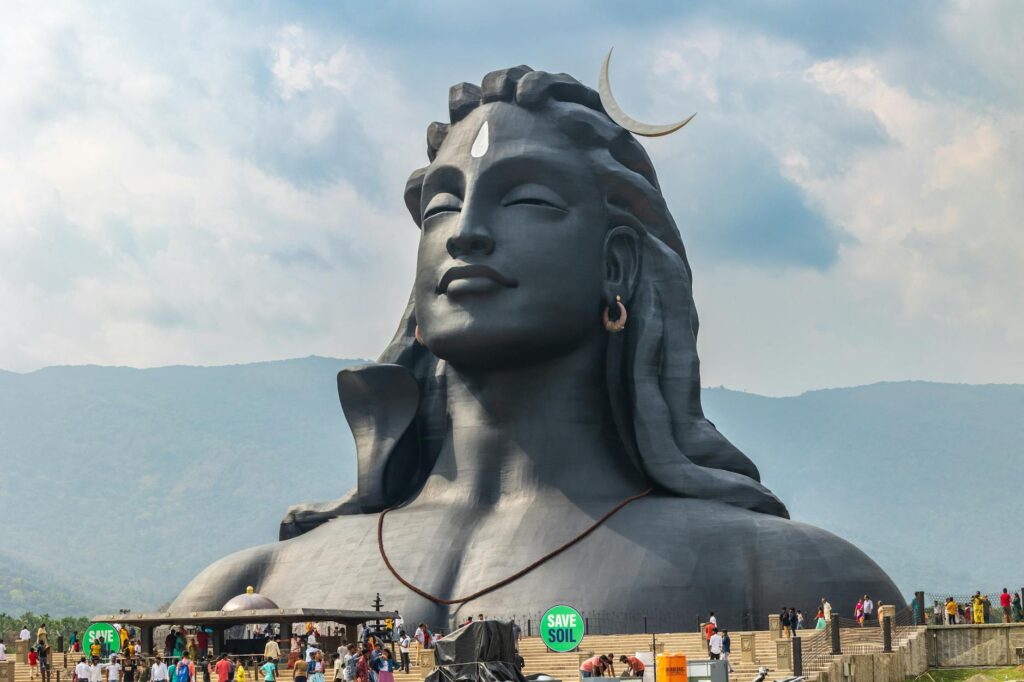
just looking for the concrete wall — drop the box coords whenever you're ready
[817,629,928,682]
[927,624,1024,668]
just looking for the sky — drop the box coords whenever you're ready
[0,0,1021,396]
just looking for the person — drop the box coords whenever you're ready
[618,655,645,678]
[213,655,231,682]
[29,646,39,680]
[862,595,874,624]
[151,656,169,682]
[983,594,993,624]
[855,599,864,626]
[1013,592,1023,623]
[175,654,195,682]
[92,638,103,660]
[815,610,826,630]
[38,641,51,681]
[355,650,369,682]
[309,652,326,682]
[106,655,124,682]
[343,645,358,682]
[1000,589,1012,623]
[823,599,833,623]
[259,658,277,682]
[796,610,805,630]
[944,597,956,625]
[69,632,79,653]
[288,635,300,669]
[398,633,410,675]
[90,658,104,682]
[164,632,176,659]
[306,641,322,667]
[579,655,611,678]
[373,651,396,682]
[708,629,723,661]
[414,625,431,651]
[604,654,617,677]
[708,612,717,628]
[721,631,734,673]
[124,656,138,682]
[510,620,522,649]
[779,608,791,638]
[0,638,6,661]
[332,654,343,682]
[234,658,247,682]
[21,626,32,642]
[294,656,308,682]
[37,624,48,646]
[263,637,280,665]
[704,620,716,647]
[973,592,985,624]
[76,656,91,682]
[476,614,485,622]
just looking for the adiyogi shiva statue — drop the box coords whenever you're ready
[172,54,903,630]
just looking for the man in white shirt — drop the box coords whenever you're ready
[709,612,718,627]
[823,599,832,622]
[708,629,723,661]
[106,655,123,682]
[20,627,31,641]
[0,638,7,661]
[151,656,169,682]
[75,657,91,682]
[398,632,411,675]
[863,596,875,623]
[89,658,104,682]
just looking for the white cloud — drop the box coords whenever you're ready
[0,3,423,372]
[642,10,1024,394]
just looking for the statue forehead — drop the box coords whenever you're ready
[432,102,583,168]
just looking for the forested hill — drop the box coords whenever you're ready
[0,357,1020,615]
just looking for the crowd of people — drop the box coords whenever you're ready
[931,590,1024,625]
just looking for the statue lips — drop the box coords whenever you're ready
[436,264,518,297]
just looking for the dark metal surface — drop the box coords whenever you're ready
[91,609,397,626]
[171,65,904,631]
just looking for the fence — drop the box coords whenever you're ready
[465,609,771,637]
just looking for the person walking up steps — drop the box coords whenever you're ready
[398,632,410,675]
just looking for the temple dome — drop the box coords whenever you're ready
[222,586,278,611]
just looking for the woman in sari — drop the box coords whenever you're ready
[855,600,864,626]
[973,593,985,624]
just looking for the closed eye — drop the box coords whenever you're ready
[422,192,463,221]
[500,183,568,212]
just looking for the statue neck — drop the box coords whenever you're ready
[413,338,647,506]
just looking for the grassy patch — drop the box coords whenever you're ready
[911,667,1024,682]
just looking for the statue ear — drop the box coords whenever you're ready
[602,225,642,306]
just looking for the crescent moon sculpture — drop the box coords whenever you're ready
[598,47,696,137]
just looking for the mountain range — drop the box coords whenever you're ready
[1,356,1020,615]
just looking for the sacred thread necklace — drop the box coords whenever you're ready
[377,486,653,605]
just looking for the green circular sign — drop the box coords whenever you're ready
[540,604,584,653]
[83,623,121,656]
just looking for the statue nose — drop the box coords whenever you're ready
[446,232,495,258]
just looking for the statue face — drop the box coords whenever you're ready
[414,103,608,368]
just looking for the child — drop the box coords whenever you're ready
[29,648,39,680]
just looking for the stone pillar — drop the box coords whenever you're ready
[740,633,756,664]
[831,620,842,655]
[792,636,803,677]
[775,638,792,670]
[883,618,892,653]
[768,614,781,640]
[15,640,28,664]
[1,660,15,682]
[281,622,292,642]
[878,605,896,624]
[142,627,154,656]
